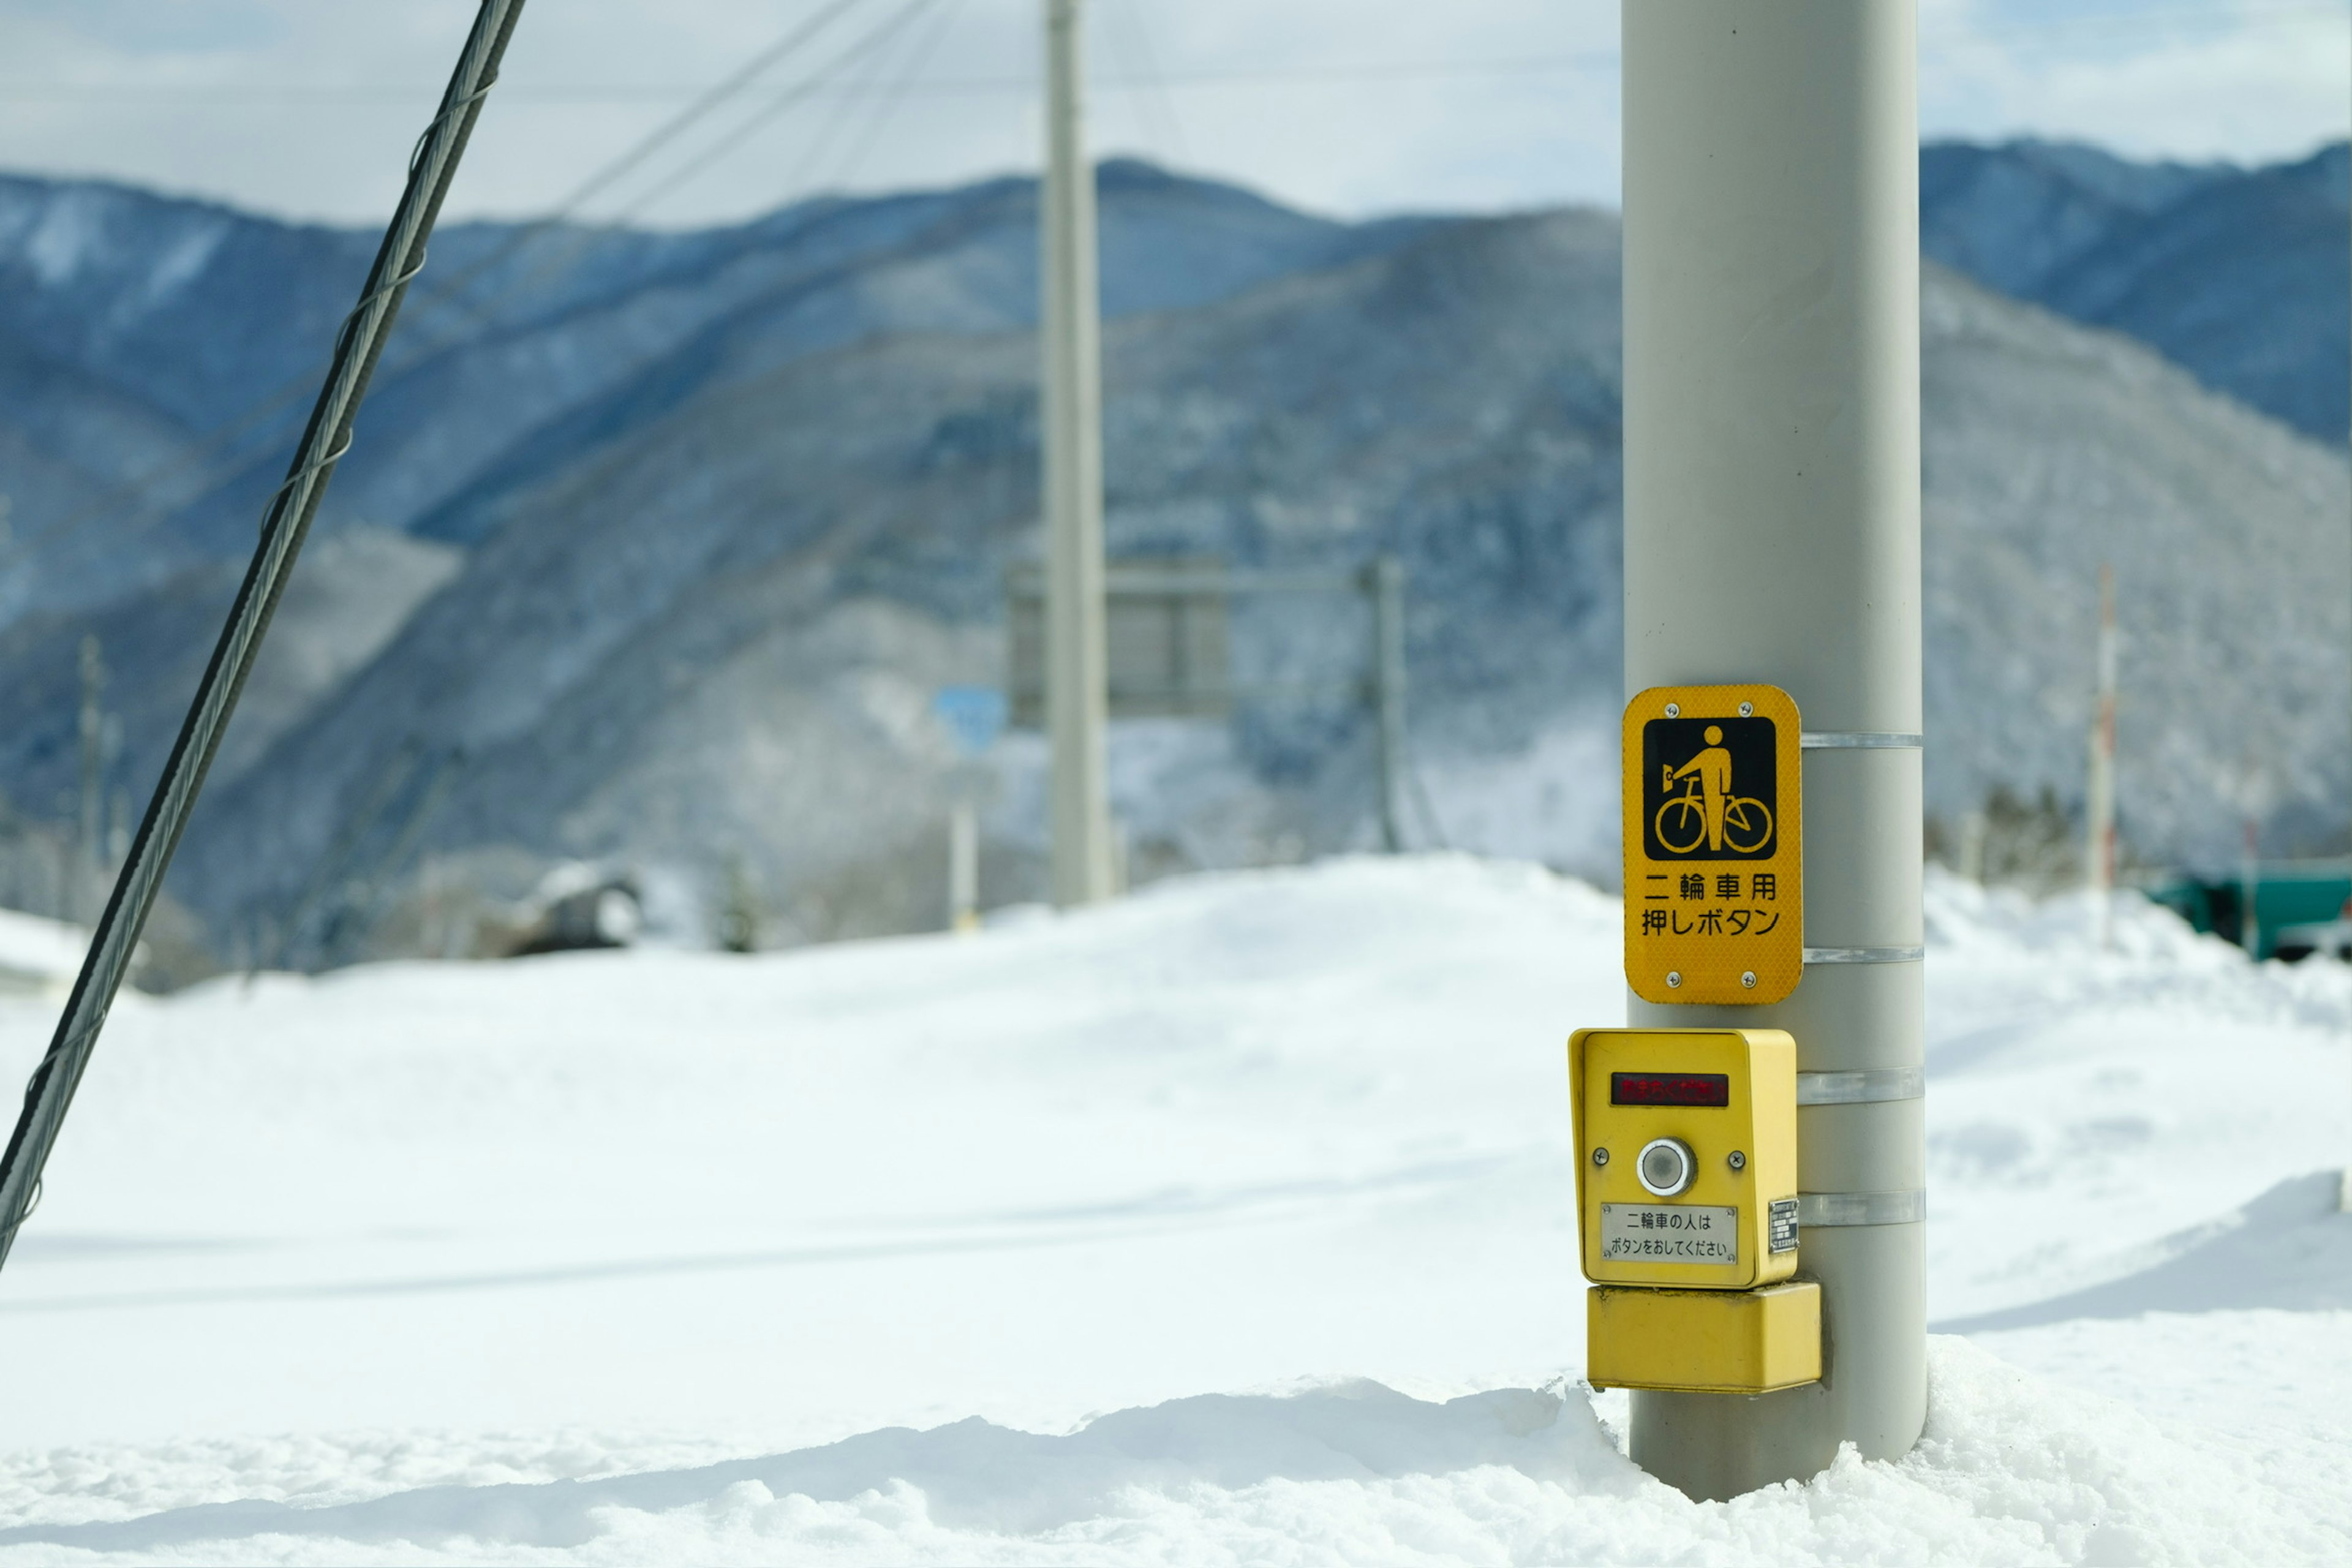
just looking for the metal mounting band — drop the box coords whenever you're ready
[1796,1189,1926,1227]
[1786,736,1922,972]
[1796,1067,1925,1106]
[1802,945,1925,965]
[1799,731,1923,750]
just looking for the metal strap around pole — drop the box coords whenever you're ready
[1803,945,1926,965]
[1800,731,1923,750]
[0,0,529,1276]
[1796,733,1910,968]
[1798,733,1924,969]
[1796,1067,1925,1105]
[1797,1189,1926,1227]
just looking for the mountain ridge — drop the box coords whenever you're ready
[0,143,2345,962]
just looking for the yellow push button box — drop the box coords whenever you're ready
[1569,1027,1798,1291]
[1586,1280,1822,1393]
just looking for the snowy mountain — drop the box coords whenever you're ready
[0,162,1421,603]
[1923,138,2351,440]
[0,148,2346,963]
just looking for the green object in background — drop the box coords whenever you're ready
[2143,864,2352,960]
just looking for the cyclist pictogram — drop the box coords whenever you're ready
[1638,713,1777,861]
[1654,725,1774,854]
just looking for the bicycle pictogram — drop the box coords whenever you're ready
[1622,684,1803,1005]
[1652,724,1774,854]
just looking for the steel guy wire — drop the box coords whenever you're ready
[1104,0,1191,168]
[476,0,945,299]
[769,0,963,206]
[0,0,530,1274]
[605,0,946,224]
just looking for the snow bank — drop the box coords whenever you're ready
[0,908,83,995]
[1922,875,2352,1321]
[0,1341,2341,1564]
[0,857,2342,1562]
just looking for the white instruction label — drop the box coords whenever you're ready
[1600,1203,1738,1264]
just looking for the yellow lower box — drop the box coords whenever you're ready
[1586,1280,1822,1394]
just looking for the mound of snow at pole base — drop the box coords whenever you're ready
[0,1342,2339,1564]
[0,855,2342,1564]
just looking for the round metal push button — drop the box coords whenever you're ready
[1636,1136,1696,1197]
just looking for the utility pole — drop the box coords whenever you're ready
[1370,556,1409,853]
[2241,816,2263,958]
[1041,0,1114,907]
[949,801,979,932]
[1621,1,1924,1497]
[2086,565,2117,947]
[75,635,107,916]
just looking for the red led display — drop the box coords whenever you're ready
[1610,1071,1730,1107]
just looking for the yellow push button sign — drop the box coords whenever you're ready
[1570,1027,1817,1396]
[1623,684,1803,1004]
[1569,1027,1798,1291]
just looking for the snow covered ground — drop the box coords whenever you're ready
[0,856,2343,1563]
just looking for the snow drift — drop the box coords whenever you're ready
[0,856,2343,1561]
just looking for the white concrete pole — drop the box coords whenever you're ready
[2241,816,2262,957]
[2087,565,2117,946]
[949,801,979,933]
[1041,0,1114,907]
[1371,556,1409,853]
[75,635,106,914]
[2341,36,2351,1215]
[1621,1,1924,1497]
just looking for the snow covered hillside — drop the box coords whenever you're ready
[0,856,2343,1562]
[7,149,2352,970]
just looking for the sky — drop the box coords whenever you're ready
[0,0,2347,230]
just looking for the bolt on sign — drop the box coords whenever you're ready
[1623,684,1803,1005]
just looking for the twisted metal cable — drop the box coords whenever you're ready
[0,0,531,1272]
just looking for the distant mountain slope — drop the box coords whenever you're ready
[173,211,1628,943]
[1923,138,2351,439]
[0,162,1421,620]
[170,217,2348,950]
[1920,139,2232,300]
[1,153,2346,962]
[1919,269,2348,858]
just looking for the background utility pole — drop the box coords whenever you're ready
[2240,815,2263,957]
[2086,565,2117,947]
[1622,1,1925,1496]
[1370,556,1409,852]
[949,801,979,932]
[1041,0,1114,907]
[75,635,107,913]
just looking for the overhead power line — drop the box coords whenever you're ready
[7,0,2347,107]
[1103,0,1191,165]
[601,0,947,224]
[4,0,916,568]
[0,55,1620,102]
[488,0,870,235]
[753,0,966,209]
[21,0,2332,572]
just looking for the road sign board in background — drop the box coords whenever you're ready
[1007,560,1232,726]
[1623,684,1803,1004]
